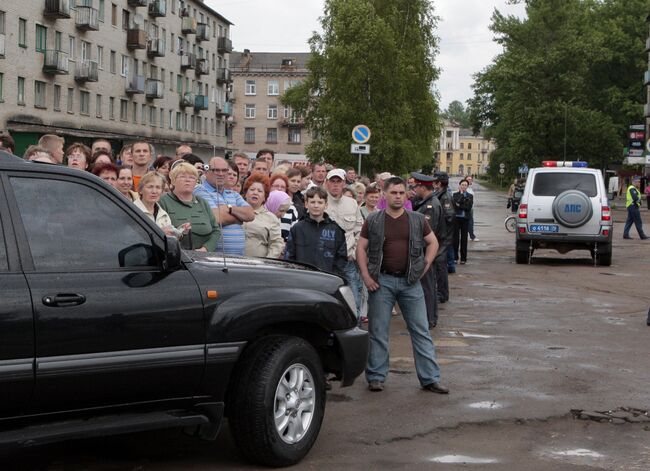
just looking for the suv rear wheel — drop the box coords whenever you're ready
[593,243,612,267]
[228,336,326,467]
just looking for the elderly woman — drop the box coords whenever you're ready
[360,184,381,220]
[159,162,220,252]
[242,173,284,258]
[65,143,91,171]
[133,171,177,236]
[116,166,139,201]
[117,144,133,167]
[91,162,119,187]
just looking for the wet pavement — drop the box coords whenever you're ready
[3,179,650,470]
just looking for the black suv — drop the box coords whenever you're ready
[0,151,367,466]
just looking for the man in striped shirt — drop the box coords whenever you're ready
[194,157,255,255]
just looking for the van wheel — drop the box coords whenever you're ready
[228,336,326,467]
[515,249,529,264]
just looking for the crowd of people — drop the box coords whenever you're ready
[1,131,487,394]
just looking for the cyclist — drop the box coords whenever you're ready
[507,178,525,213]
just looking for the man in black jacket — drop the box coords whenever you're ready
[432,172,455,302]
[452,179,474,264]
[411,172,445,329]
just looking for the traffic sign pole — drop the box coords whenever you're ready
[351,125,371,175]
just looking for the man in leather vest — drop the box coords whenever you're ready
[411,172,445,329]
[357,177,448,394]
[432,172,455,302]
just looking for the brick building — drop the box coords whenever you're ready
[0,0,233,158]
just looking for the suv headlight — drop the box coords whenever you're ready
[338,286,357,314]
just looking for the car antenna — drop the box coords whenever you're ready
[212,182,229,273]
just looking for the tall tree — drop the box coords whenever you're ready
[283,0,441,175]
[442,100,471,128]
[468,0,647,177]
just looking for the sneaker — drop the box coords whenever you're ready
[471,238,480,242]
[460,260,466,265]
[422,382,449,394]
[368,380,384,392]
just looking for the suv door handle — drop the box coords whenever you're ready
[42,294,87,307]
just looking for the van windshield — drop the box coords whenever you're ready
[532,173,597,197]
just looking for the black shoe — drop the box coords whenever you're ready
[641,236,649,240]
[428,322,437,329]
[368,380,384,392]
[623,236,632,239]
[422,382,449,394]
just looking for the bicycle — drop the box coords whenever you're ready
[504,198,518,233]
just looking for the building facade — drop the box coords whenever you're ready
[228,50,311,158]
[435,121,494,176]
[0,0,233,158]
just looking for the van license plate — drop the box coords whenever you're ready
[529,224,559,233]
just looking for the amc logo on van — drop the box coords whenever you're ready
[564,204,582,213]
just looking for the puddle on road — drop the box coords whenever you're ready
[467,401,504,409]
[430,454,500,464]
[550,448,605,458]
[604,317,625,325]
[448,331,493,339]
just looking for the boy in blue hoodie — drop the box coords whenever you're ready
[285,186,347,277]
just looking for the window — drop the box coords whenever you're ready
[96,94,102,117]
[446,152,452,160]
[110,50,116,73]
[266,128,277,143]
[245,104,255,119]
[149,106,156,126]
[10,178,157,270]
[81,40,90,60]
[267,80,279,96]
[168,110,173,129]
[80,90,90,115]
[120,99,127,121]
[34,81,46,108]
[68,35,75,60]
[0,11,5,36]
[532,173,597,197]
[111,3,117,26]
[132,103,137,123]
[446,131,452,138]
[0,222,6,270]
[245,80,256,95]
[468,143,472,150]
[244,127,255,144]
[175,111,181,130]
[55,31,62,50]
[0,73,3,102]
[460,153,464,160]
[159,108,164,128]
[141,103,146,125]
[284,79,300,91]
[97,46,104,69]
[120,54,128,76]
[122,10,130,30]
[467,153,472,160]
[19,18,27,47]
[17,77,25,105]
[267,104,277,120]
[35,24,47,52]
[109,96,114,119]
[288,128,301,144]
[67,87,74,112]
[460,143,464,149]
[98,0,105,21]
[176,74,182,93]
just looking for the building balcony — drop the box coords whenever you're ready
[126,75,145,94]
[148,0,166,17]
[145,79,164,99]
[217,102,232,116]
[43,50,69,75]
[127,28,147,49]
[196,58,209,76]
[196,23,210,42]
[217,37,233,54]
[181,17,197,34]
[280,117,304,127]
[75,59,98,82]
[0,34,4,58]
[128,0,147,7]
[180,92,194,108]
[180,53,196,70]
[194,95,209,111]
[44,0,71,19]
[75,6,99,31]
[216,68,231,83]
[147,38,165,57]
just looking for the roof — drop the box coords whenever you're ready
[231,51,311,73]
[189,0,233,26]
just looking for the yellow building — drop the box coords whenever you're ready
[434,121,494,176]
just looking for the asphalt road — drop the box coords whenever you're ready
[3,180,650,470]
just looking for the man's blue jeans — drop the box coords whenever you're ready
[365,273,441,386]
[343,260,362,317]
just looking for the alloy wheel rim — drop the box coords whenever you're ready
[273,363,316,444]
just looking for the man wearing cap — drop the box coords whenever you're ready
[623,177,648,240]
[412,172,445,329]
[432,172,456,302]
[326,168,364,316]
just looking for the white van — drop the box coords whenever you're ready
[515,161,613,266]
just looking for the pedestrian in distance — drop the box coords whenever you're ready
[357,176,448,394]
[432,172,455,302]
[623,177,648,240]
[452,179,474,264]
[466,176,479,241]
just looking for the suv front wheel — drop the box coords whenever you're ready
[228,336,326,467]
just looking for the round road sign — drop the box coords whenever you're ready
[352,125,371,144]
[499,163,505,169]
[499,168,505,174]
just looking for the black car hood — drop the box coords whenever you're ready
[188,251,319,272]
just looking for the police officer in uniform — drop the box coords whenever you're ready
[411,172,445,329]
[432,172,455,303]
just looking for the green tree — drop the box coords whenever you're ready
[283,0,441,175]
[468,0,647,178]
[442,100,471,128]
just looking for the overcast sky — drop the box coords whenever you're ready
[210,0,526,110]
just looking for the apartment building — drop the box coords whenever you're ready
[228,50,311,158]
[0,0,233,158]
[435,121,494,176]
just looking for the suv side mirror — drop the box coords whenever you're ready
[163,235,183,272]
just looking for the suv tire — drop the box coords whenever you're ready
[594,243,612,267]
[515,249,529,264]
[228,336,326,467]
[552,190,593,228]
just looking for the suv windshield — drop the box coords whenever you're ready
[532,173,597,197]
